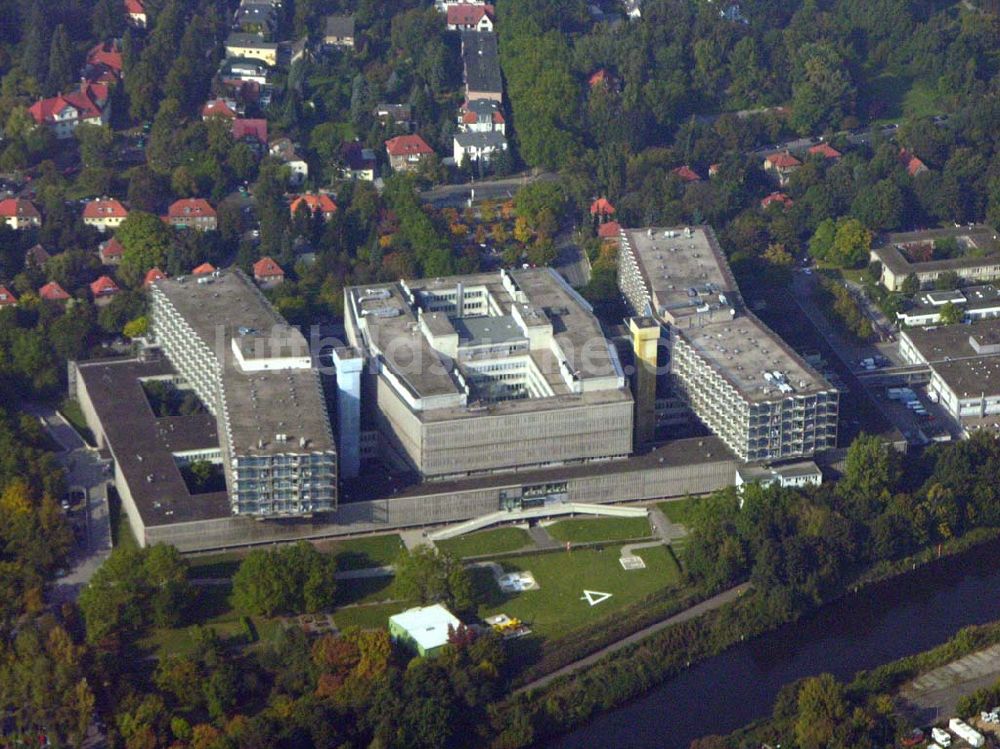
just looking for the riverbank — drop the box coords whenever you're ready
[500,529,1000,749]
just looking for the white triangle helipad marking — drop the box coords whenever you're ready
[580,590,612,606]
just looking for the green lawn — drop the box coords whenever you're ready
[60,398,95,446]
[545,515,652,544]
[476,544,681,640]
[140,584,282,658]
[333,602,404,631]
[435,526,532,558]
[658,497,702,526]
[335,574,400,607]
[862,71,943,124]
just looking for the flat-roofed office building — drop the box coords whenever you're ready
[149,269,337,516]
[345,268,633,479]
[617,225,838,462]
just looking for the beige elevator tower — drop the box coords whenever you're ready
[629,316,660,446]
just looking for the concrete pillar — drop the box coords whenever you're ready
[629,316,660,447]
[332,347,364,479]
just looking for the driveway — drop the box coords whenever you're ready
[26,404,113,599]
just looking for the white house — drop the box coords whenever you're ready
[453,131,507,166]
[269,138,309,186]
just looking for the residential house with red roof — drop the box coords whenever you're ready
[28,83,110,139]
[672,165,702,183]
[446,4,494,31]
[24,244,50,270]
[90,275,120,306]
[143,268,166,287]
[0,286,17,308]
[192,262,216,275]
[201,98,240,120]
[98,237,125,265]
[290,193,338,221]
[808,142,842,160]
[39,281,70,302]
[900,148,929,177]
[590,197,615,217]
[232,118,268,154]
[165,199,217,231]
[385,134,434,172]
[598,221,622,241]
[83,198,128,232]
[83,41,123,84]
[0,198,41,229]
[253,256,285,287]
[761,192,794,211]
[457,99,505,135]
[124,0,146,28]
[763,151,802,186]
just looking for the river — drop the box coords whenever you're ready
[547,538,1000,749]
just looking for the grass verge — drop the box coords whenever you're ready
[435,526,532,558]
[545,516,652,544]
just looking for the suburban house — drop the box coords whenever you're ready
[0,198,41,229]
[290,193,338,221]
[252,256,285,287]
[28,83,111,139]
[83,40,123,84]
[808,142,842,160]
[90,275,120,306]
[323,15,356,49]
[598,221,622,242]
[38,281,70,302]
[900,148,929,177]
[225,33,278,66]
[269,138,308,185]
[672,165,701,183]
[165,199,218,231]
[340,141,376,181]
[83,198,128,232]
[590,197,615,218]
[201,98,240,120]
[124,0,147,28]
[144,267,167,287]
[763,151,802,186]
[219,57,270,86]
[457,99,505,134]
[761,191,794,210]
[453,131,507,166]
[234,2,277,34]
[98,237,125,265]
[461,31,502,102]
[192,262,216,275]
[232,118,268,153]
[435,0,487,11]
[0,285,17,308]
[375,103,414,130]
[447,4,495,31]
[385,134,435,172]
[623,0,642,18]
[24,244,51,270]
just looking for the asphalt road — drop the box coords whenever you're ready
[419,170,556,208]
[25,404,113,600]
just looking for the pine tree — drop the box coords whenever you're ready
[92,0,126,40]
[19,5,48,85]
[46,25,75,97]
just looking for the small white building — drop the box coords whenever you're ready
[269,138,308,186]
[736,461,823,492]
[388,604,461,657]
[453,131,507,166]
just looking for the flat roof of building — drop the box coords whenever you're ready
[902,318,1000,362]
[621,225,832,402]
[462,31,502,94]
[76,357,230,527]
[873,225,1000,276]
[389,604,460,652]
[151,270,335,458]
[345,268,630,419]
[901,284,1000,317]
[931,357,1000,399]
